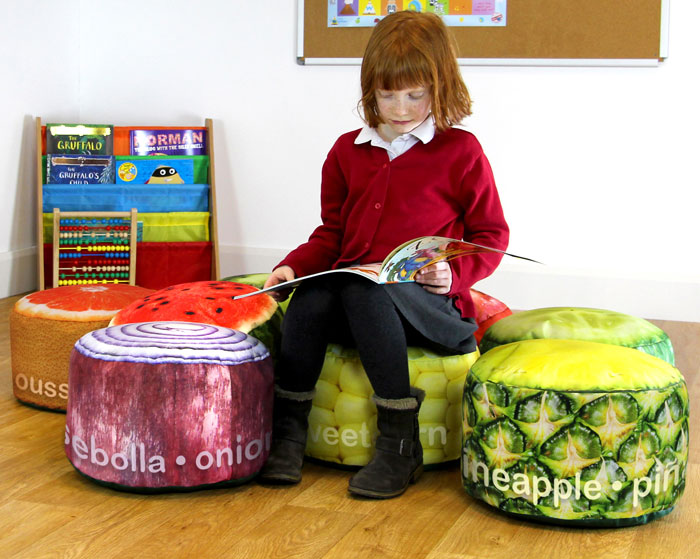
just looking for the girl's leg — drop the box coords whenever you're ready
[339,279,423,498]
[338,279,411,400]
[275,277,346,392]
[259,277,346,484]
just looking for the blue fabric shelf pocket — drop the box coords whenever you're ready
[42,183,210,213]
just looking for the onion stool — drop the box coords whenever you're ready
[10,284,153,411]
[479,307,674,365]
[65,321,274,492]
[462,339,688,527]
[306,344,480,467]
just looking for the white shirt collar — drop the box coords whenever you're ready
[355,116,436,147]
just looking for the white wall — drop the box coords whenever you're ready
[2,1,698,321]
[0,1,81,295]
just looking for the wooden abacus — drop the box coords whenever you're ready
[52,209,138,287]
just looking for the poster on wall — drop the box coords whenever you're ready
[328,0,506,28]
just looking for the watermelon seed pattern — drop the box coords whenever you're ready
[111,281,283,362]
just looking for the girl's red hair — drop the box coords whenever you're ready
[359,11,472,133]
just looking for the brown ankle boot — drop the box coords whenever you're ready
[348,388,424,498]
[258,386,314,484]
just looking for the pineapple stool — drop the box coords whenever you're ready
[462,339,688,527]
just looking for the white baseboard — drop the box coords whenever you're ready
[4,245,697,323]
[0,247,38,298]
[218,244,700,323]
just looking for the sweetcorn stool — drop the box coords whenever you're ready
[221,272,511,467]
[306,344,480,467]
[462,339,688,527]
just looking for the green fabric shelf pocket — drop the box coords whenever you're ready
[44,212,210,243]
[42,155,209,184]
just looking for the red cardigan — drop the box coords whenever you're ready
[278,127,510,317]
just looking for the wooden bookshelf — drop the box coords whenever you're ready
[36,117,220,290]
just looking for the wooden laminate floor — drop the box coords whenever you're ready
[1,293,698,559]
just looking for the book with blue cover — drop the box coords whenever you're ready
[47,155,115,184]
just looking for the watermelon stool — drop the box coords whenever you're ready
[462,339,688,527]
[9,284,154,411]
[110,280,283,361]
[306,344,480,467]
[479,307,674,365]
[65,321,274,492]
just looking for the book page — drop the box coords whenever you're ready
[379,236,523,283]
[232,263,383,300]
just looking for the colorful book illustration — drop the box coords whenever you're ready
[46,155,115,184]
[233,236,539,300]
[116,158,195,184]
[130,129,207,156]
[46,124,114,155]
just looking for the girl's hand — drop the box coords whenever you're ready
[263,266,296,302]
[415,262,452,295]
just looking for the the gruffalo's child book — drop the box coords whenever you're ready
[46,124,114,155]
[232,236,539,300]
[46,155,115,184]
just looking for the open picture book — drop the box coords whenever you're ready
[232,236,539,300]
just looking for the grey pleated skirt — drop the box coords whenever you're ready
[383,282,477,355]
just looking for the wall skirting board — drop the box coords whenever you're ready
[4,245,699,323]
[219,245,700,323]
[0,248,36,298]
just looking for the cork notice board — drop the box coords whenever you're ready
[298,0,669,66]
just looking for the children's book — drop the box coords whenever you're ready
[46,124,114,155]
[46,155,115,184]
[232,236,539,300]
[129,129,207,156]
[116,158,195,184]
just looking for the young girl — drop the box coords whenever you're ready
[258,10,509,498]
